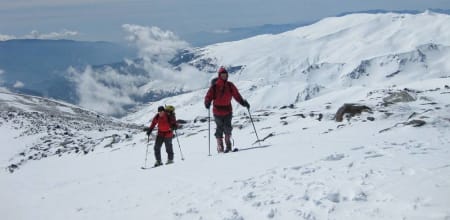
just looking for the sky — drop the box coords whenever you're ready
[1,0,450,44]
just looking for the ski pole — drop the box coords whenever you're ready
[174,130,184,160]
[247,108,261,146]
[208,109,211,156]
[142,134,150,169]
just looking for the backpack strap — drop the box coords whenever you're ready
[210,81,232,100]
[165,111,177,130]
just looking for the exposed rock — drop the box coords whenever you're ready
[280,104,295,109]
[383,91,416,104]
[293,113,306,118]
[405,119,426,127]
[177,119,188,124]
[317,113,323,121]
[335,104,372,122]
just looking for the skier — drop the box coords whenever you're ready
[204,66,250,153]
[145,106,178,167]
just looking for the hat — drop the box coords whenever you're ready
[218,66,228,74]
[157,106,165,112]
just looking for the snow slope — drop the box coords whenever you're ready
[180,11,450,112]
[1,12,450,220]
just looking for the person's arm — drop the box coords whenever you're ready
[147,114,159,134]
[204,86,214,109]
[230,83,250,109]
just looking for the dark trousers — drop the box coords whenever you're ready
[214,113,232,138]
[154,135,174,162]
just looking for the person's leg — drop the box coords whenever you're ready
[223,114,233,152]
[153,135,164,166]
[164,137,174,163]
[214,115,225,152]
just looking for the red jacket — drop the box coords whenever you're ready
[204,77,245,116]
[149,111,177,138]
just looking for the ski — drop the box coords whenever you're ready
[222,148,239,154]
[141,166,158,170]
[141,162,174,170]
[229,144,271,152]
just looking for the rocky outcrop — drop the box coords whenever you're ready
[383,90,416,104]
[335,104,372,122]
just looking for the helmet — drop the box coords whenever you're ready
[157,106,165,112]
[165,105,175,112]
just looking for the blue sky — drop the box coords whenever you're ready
[1,0,449,44]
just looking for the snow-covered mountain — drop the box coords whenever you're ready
[172,11,450,112]
[1,11,450,220]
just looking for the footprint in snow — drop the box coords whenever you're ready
[323,153,346,161]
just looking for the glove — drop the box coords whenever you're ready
[205,102,211,109]
[143,127,152,136]
[242,100,250,109]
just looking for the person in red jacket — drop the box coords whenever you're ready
[204,66,250,153]
[146,106,178,166]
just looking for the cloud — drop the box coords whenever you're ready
[0,69,4,85]
[0,29,79,41]
[25,30,79,40]
[70,25,209,116]
[122,25,189,64]
[0,34,15,41]
[0,69,9,92]
[69,66,145,116]
[212,29,231,34]
[13,81,25,88]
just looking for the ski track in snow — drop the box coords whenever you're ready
[172,139,450,220]
[2,82,450,220]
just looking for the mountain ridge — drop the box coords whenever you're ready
[1,11,450,219]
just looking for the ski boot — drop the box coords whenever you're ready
[216,138,224,153]
[224,134,232,153]
[153,161,163,167]
[166,160,174,165]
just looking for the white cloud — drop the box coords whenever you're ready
[13,81,25,88]
[122,25,189,64]
[0,30,79,41]
[212,29,231,34]
[0,70,9,94]
[0,69,4,85]
[24,30,79,40]
[0,34,15,41]
[69,66,146,116]
[69,25,209,116]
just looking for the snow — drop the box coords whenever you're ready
[1,12,450,220]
